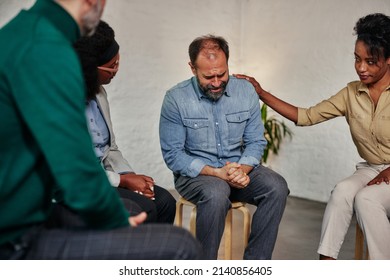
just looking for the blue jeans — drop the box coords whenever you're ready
[175,164,289,259]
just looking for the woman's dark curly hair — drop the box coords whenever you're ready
[354,13,390,61]
[74,20,117,99]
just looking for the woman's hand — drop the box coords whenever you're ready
[367,168,390,185]
[234,73,299,123]
[120,173,155,199]
[234,74,264,98]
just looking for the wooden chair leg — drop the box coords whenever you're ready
[175,198,197,237]
[174,201,184,227]
[189,207,197,237]
[224,203,251,260]
[224,209,233,260]
[354,223,365,260]
[236,205,251,248]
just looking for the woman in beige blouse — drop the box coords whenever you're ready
[236,13,390,260]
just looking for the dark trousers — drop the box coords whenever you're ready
[115,185,176,224]
[175,164,289,259]
[0,203,202,260]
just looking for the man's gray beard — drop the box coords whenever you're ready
[202,81,227,101]
[197,77,227,101]
[203,90,224,101]
[81,0,102,37]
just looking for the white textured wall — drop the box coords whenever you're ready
[2,0,390,202]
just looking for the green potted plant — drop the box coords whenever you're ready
[261,103,293,163]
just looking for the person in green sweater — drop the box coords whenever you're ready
[0,0,201,260]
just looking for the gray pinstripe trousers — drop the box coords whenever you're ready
[1,203,202,260]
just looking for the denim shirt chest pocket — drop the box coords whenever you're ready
[183,118,209,149]
[226,111,250,144]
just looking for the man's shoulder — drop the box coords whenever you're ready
[1,11,75,75]
[165,78,199,102]
[0,10,65,47]
[228,76,255,90]
[0,11,35,63]
[167,78,193,93]
[227,76,258,100]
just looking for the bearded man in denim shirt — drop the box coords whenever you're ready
[159,35,289,260]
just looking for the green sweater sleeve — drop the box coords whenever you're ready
[12,32,129,229]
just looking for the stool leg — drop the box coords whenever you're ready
[224,209,233,260]
[174,202,184,227]
[236,206,251,248]
[355,223,364,260]
[189,208,197,237]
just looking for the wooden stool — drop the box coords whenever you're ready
[354,222,369,260]
[175,197,251,259]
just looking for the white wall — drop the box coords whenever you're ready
[2,0,390,202]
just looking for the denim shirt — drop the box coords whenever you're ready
[159,75,266,178]
[85,99,110,159]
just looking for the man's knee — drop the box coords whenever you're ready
[252,169,289,199]
[275,175,289,197]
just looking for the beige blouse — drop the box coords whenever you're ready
[297,81,390,164]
